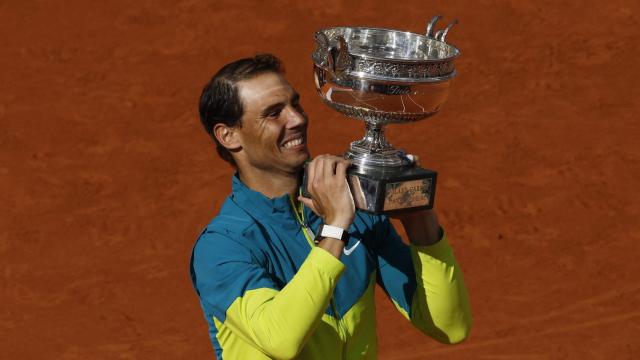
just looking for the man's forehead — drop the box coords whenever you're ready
[237,73,294,108]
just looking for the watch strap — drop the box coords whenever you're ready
[315,224,349,244]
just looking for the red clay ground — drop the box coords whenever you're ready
[1,1,639,359]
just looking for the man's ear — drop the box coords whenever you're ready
[213,123,242,151]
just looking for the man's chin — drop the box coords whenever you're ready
[285,150,309,172]
[294,151,310,168]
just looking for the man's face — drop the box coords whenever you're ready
[235,72,309,174]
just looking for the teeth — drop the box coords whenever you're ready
[283,138,303,149]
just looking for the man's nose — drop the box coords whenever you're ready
[284,105,307,128]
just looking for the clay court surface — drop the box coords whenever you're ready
[2,0,639,359]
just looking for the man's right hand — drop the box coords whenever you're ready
[298,155,355,231]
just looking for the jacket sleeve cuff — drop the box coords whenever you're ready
[306,246,346,279]
[411,231,454,261]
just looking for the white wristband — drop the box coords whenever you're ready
[320,224,346,239]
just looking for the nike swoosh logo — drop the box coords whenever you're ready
[343,240,361,256]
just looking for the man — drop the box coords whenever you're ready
[190,54,472,360]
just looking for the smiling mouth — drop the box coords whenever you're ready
[282,136,305,149]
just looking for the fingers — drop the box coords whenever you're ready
[335,158,351,178]
[309,155,343,194]
[323,156,339,178]
[308,156,322,197]
[315,155,346,176]
[305,154,349,201]
[406,154,420,166]
[306,158,316,195]
[298,196,318,214]
[303,155,355,229]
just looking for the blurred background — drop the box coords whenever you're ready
[1,0,639,358]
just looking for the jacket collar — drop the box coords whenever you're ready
[230,173,294,215]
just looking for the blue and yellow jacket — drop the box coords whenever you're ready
[190,175,472,359]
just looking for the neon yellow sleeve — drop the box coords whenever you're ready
[409,233,473,344]
[222,247,345,359]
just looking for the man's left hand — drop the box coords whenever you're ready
[390,154,442,246]
[391,209,442,246]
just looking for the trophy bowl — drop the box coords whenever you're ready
[309,16,461,213]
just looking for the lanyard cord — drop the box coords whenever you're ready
[290,193,306,226]
[289,193,315,247]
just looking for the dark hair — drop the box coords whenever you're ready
[198,54,284,166]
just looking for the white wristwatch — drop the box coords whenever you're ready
[314,224,349,245]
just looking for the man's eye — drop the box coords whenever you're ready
[260,104,287,120]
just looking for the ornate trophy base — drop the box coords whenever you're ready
[302,162,437,215]
[347,164,437,214]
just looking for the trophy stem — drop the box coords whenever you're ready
[346,121,412,169]
[352,122,394,154]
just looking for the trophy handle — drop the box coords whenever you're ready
[328,35,352,78]
[313,31,331,67]
[426,16,458,43]
[426,15,442,38]
[436,19,458,43]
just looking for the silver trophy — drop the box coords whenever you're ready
[308,16,461,214]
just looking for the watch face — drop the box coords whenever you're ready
[316,224,349,244]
